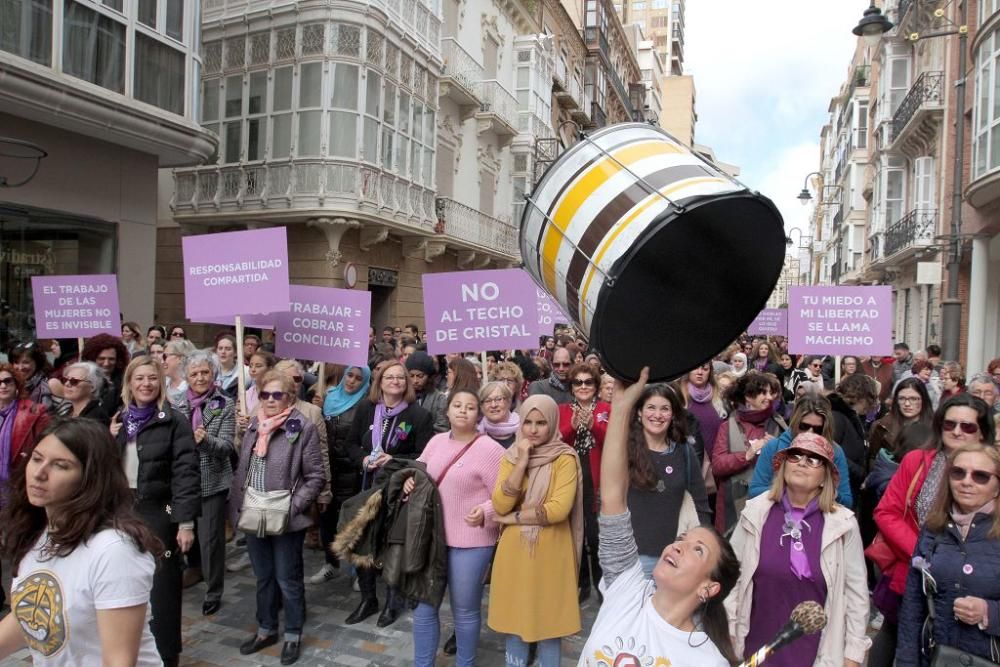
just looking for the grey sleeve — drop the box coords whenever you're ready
[598,511,639,587]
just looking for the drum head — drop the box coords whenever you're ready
[591,191,785,382]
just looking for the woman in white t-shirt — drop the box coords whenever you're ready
[579,368,741,667]
[0,418,163,666]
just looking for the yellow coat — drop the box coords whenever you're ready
[487,453,581,642]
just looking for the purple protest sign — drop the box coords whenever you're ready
[182,227,289,320]
[535,284,571,337]
[274,286,370,366]
[748,308,788,336]
[788,286,893,356]
[423,269,538,354]
[31,275,120,338]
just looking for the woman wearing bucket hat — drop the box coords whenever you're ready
[726,432,871,667]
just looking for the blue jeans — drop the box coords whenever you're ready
[506,635,561,667]
[412,546,493,667]
[245,530,306,641]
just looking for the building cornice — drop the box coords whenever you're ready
[0,57,217,167]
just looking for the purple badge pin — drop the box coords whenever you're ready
[963,564,974,575]
[665,466,673,475]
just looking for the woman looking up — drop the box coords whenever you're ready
[0,419,163,665]
[579,368,739,666]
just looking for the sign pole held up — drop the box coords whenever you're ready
[235,315,247,416]
[315,363,327,402]
[834,355,841,388]
[77,337,84,361]
[480,350,488,388]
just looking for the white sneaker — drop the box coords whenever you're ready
[227,553,251,572]
[308,563,337,584]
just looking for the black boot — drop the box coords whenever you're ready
[376,594,400,628]
[443,632,457,655]
[345,597,379,625]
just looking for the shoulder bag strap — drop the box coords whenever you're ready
[903,457,928,523]
[436,435,483,486]
[728,416,748,453]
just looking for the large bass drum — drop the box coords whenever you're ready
[521,123,786,382]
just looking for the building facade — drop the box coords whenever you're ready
[1,0,216,348]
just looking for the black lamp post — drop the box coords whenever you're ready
[852,2,895,47]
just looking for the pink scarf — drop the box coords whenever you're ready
[951,500,996,539]
[255,407,293,458]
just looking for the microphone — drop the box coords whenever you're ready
[736,601,827,667]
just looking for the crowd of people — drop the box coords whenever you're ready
[0,323,998,666]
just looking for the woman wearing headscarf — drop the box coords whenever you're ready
[727,432,871,666]
[488,394,583,667]
[730,352,748,378]
[309,364,371,585]
[558,362,610,602]
[109,355,200,667]
[174,350,236,617]
[478,381,520,448]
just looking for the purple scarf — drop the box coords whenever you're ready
[753,357,768,372]
[186,388,212,432]
[688,382,714,404]
[123,403,157,438]
[0,400,19,483]
[780,491,821,580]
[478,411,521,438]
[370,400,409,456]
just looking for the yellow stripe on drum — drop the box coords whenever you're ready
[579,176,729,328]
[539,140,681,295]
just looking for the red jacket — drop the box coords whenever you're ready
[873,448,936,594]
[8,399,50,466]
[558,401,609,501]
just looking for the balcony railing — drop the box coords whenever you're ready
[435,197,519,259]
[868,232,884,264]
[892,71,943,139]
[476,80,518,131]
[440,37,483,96]
[883,208,937,257]
[518,112,554,140]
[172,160,436,230]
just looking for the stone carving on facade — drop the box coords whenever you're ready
[360,225,390,251]
[481,14,505,58]
[308,217,359,269]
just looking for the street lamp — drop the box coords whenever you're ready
[853,0,968,364]
[797,172,822,206]
[0,137,47,188]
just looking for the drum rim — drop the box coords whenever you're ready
[590,189,786,382]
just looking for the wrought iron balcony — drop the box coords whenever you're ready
[434,197,520,259]
[868,232,884,264]
[440,38,484,111]
[475,80,518,139]
[883,208,937,258]
[892,71,943,141]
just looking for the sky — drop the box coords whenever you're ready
[685,1,864,241]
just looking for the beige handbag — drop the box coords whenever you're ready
[237,457,295,538]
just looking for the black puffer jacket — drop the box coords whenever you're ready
[114,404,201,523]
[345,399,434,471]
[326,403,363,505]
[828,392,868,504]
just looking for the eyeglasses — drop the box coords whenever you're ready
[970,389,997,401]
[948,466,999,485]
[785,449,826,468]
[60,377,91,387]
[942,419,980,435]
[482,396,507,405]
[0,377,16,387]
[383,375,407,382]
[798,422,824,435]
[259,391,287,401]
[572,378,595,387]
[552,362,571,368]
[897,396,922,404]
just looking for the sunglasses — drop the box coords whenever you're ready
[948,466,999,485]
[170,331,185,337]
[0,377,16,387]
[552,362,571,368]
[785,449,826,468]
[572,378,595,387]
[259,391,287,401]
[60,377,91,387]
[942,419,979,435]
[798,422,824,435]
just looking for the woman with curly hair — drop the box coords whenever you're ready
[0,418,163,664]
[9,341,56,411]
[81,333,130,413]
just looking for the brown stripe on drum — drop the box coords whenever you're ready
[531,134,659,258]
[562,164,715,319]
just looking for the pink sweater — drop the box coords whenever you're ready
[418,432,505,548]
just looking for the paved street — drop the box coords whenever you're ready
[9,541,597,666]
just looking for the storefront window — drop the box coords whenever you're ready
[0,204,116,351]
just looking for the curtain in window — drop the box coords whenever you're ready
[62,0,124,93]
[134,33,184,114]
[0,0,53,65]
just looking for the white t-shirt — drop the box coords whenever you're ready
[578,559,729,667]
[10,529,162,666]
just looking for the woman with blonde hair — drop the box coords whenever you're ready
[478,381,520,449]
[488,394,583,666]
[727,432,871,666]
